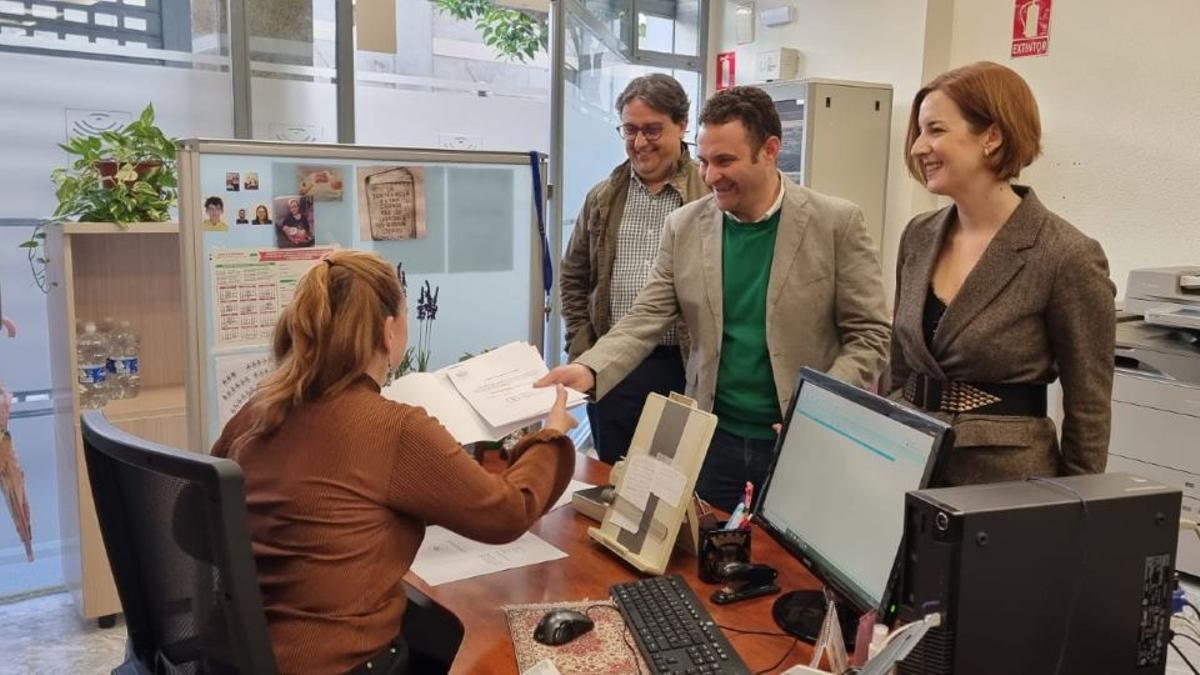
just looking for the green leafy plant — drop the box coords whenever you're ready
[50,103,178,226]
[431,0,548,63]
[20,104,178,293]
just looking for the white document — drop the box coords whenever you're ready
[618,455,656,512]
[409,527,567,586]
[648,459,688,509]
[610,456,688,531]
[523,660,564,675]
[214,350,273,429]
[443,342,586,428]
[550,479,596,512]
[382,342,584,445]
[382,370,525,444]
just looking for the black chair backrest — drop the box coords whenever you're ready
[81,410,276,674]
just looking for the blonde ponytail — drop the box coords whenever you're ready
[229,250,403,454]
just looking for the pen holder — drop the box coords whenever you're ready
[698,521,751,584]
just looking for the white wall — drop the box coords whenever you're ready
[947,0,1200,295]
[0,52,235,220]
[709,0,1200,297]
[709,0,938,295]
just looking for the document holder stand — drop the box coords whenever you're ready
[588,392,717,575]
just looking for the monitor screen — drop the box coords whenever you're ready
[758,368,951,615]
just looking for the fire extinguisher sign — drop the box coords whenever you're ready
[716,52,735,91]
[1011,0,1052,58]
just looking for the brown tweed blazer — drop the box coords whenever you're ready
[888,186,1116,486]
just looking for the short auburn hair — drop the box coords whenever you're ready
[905,61,1042,183]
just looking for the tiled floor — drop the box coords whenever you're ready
[0,592,126,674]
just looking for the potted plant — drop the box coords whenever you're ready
[19,103,177,292]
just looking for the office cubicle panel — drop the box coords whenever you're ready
[178,140,547,453]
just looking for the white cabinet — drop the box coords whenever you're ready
[759,78,893,248]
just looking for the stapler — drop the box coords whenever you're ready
[711,562,781,605]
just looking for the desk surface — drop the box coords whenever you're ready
[404,453,822,674]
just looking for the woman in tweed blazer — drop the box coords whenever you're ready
[890,62,1116,486]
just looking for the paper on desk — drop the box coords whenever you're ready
[410,527,567,586]
[523,660,564,675]
[549,479,595,512]
[444,342,586,428]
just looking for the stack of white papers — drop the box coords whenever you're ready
[409,527,568,586]
[382,342,586,444]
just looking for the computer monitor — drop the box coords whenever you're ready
[756,367,953,644]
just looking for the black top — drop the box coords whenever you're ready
[923,286,947,349]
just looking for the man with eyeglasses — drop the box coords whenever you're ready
[560,74,707,465]
[542,86,890,511]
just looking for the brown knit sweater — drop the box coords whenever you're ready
[211,374,576,674]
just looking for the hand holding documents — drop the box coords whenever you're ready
[382,342,586,445]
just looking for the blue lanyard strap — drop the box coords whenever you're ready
[529,151,552,320]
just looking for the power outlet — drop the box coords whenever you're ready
[438,133,482,150]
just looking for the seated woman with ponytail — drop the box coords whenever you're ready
[212,250,578,674]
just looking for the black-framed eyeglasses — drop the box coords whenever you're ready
[617,123,665,141]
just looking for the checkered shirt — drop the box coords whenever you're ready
[608,173,683,345]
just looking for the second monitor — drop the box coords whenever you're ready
[757,367,953,644]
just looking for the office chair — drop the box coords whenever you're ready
[81,410,277,675]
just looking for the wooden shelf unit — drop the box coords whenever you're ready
[47,222,188,621]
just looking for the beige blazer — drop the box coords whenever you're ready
[889,186,1116,485]
[576,176,891,417]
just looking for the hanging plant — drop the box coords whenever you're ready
[16,221,52,294]
[431,0,548,63]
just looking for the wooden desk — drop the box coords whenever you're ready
[405,454,823,674]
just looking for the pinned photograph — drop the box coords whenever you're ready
[273,195,315,248]
[296,165,344,201]
[225,172,240,192]
[203,196,228,232]
[244,172,260,190]
[252,204,272,225]
[357,165,427,241]
[235,208,249,225]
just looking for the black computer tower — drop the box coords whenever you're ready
[896,473,1181,675]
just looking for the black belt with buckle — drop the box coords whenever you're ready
[903,373,1047,417]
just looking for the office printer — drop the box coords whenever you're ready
[1108,267,1200,576]
[1124,266,1200,330]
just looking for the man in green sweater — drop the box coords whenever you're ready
[538,86,890,511]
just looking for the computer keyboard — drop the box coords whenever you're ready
[611,575,751,675]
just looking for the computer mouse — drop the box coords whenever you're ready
[533,609,595,646]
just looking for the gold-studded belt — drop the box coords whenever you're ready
[903,374,1047,416]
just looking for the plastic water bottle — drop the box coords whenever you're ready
[99,316,118,399]
[77,322,109,409]
[108,320,141,399]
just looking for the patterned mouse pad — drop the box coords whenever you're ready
[504,600,649,674]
